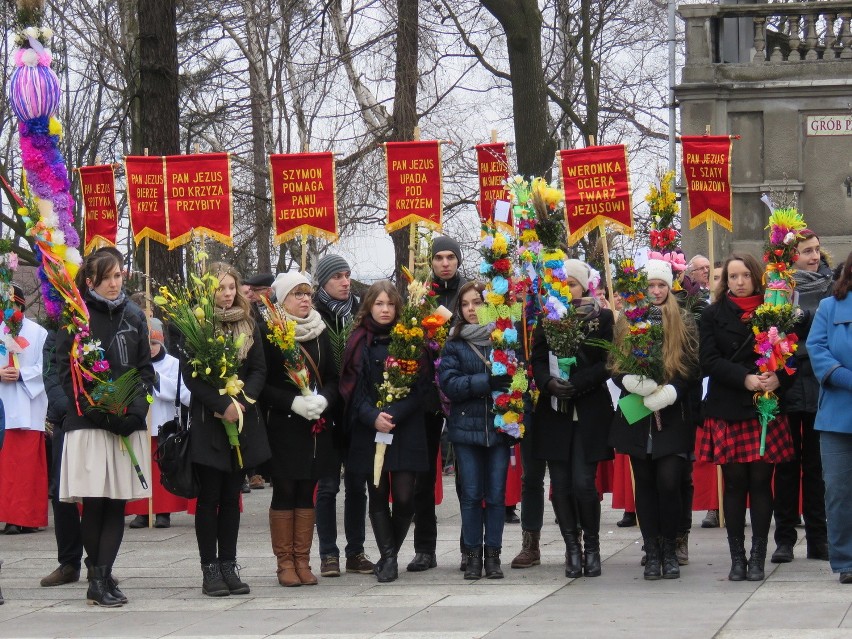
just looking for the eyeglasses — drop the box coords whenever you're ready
[290,291,311,299]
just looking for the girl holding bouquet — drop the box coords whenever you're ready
[340,281,428,583]
[261,271,339,587]
[184,262,270,597]
[697,254,795,582]
[609,259,699,581]
[57,250,155,606]
[531,260,615,578]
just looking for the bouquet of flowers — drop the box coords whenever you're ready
[646,171,680,255]
[260,296,327,436]
[478,223,528,439]
[751,208,806,454]
[155,262,251,467]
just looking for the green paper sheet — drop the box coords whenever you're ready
[619,392,653,425]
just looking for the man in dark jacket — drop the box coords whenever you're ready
[311,254,374,577]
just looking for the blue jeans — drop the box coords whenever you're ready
[820,431,852,573]
[454,443,510,549]
[315,456,369,559]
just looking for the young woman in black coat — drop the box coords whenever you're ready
[261,271,339,587]
[439,281,513,579]
[608,259,699,580]
[531,260,615,578]
[340,281,428,583]
[58,249,155,607]
[697,254,795,581]
[183,262,270,597]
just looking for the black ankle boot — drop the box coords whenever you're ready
[583,533,602,577]
[484,547,503,579]
[201,562,230,597]
[87,566,123,607]
[564,532,583,578]
[107,570,128,603]
[643,539,662,580]
[661,538,680,579]
[464,546,483,580]
[747,537,768,581]
[728,537,748,581]
[220,560,250,594]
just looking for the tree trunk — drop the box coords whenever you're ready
[390,0,419,289]
[481,0,556,176]
[136,0,183,284]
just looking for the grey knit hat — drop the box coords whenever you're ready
[314,254,351,289]
[431,236,462,264]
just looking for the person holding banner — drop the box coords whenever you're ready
[126,318,190,529]
[697,254,795,582]
[530,262,615,578]
[57,250,154,607]
[312,254,375,578]
[184,262,270,597]
[609,259,699,581]
[262,271,339,587]
[341,281,428,583]
[0,285,49,535]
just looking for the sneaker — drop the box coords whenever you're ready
[249,475,265,490]
[40,564,81,587]
[701,510,720,528]
[345,553,375,574]
[320,556,340,577]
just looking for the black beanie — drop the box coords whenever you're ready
[431,236,462,265]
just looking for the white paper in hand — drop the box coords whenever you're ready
[375,432,394,445]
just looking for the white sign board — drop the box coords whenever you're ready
[806,115,852,136]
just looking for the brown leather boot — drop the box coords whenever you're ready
[269,509,300,587]
[294,508,318,585]
[510,530,541,569]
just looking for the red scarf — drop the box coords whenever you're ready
[727,292,762,322]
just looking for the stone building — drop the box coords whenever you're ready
[676,1,852,265]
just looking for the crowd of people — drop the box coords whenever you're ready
[0,231,850,608]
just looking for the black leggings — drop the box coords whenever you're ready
[722,461,774,540]
[271,477,316,510]
[369,471,416,519]
[81,497,126,569]
[630,454,685,541]
[194,464,243,564]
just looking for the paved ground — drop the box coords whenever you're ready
[0,475,849,639]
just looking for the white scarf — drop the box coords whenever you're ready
[285,308,326,342]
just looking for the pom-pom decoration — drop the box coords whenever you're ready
[9,54,60,121]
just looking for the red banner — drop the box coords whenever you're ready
[475,143,510,227]
[164,153,233,248]
[125,156,167,246]
[78,164,119,255]
[385,141,443,233]
[681,136,733,231]
[558,145,634,245]
[269,152,338,245]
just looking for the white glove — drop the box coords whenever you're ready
[623,375,659,397]
[643,384,678,412]
[304,395,328,420]
[291,395,312,420]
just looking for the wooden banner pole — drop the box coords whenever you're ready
[599,223,617,313]
[144,236,154,528]
[301,228,308,272]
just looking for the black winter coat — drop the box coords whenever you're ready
[531,310,616,463]
[261,328,339,480]
[184,324,271,473]
[42,329,69,424]
[700,295,795,423]
[439,337,507,448]
[58,293,154,433]
[346,334,428,475]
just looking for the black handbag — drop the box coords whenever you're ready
[154,367,199,498]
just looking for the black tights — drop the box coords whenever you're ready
[369,471,416,519]
[271,477,316,510]
[630,454,685,541]
[194,464,243,564]
[722,461,774,540]
[81,497,126,569]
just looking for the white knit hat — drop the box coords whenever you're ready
[563,259,591,292]
[272,271,311,302]
[645,259,673,288]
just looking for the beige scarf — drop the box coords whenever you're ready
[215,306,254,359]
[284,308,326,342]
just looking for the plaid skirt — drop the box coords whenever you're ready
[697,414,794,465]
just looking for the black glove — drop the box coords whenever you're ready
[547,377,576,399]
[114,414,145,437]
[86,409,120,432]
[488,374,512,392]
